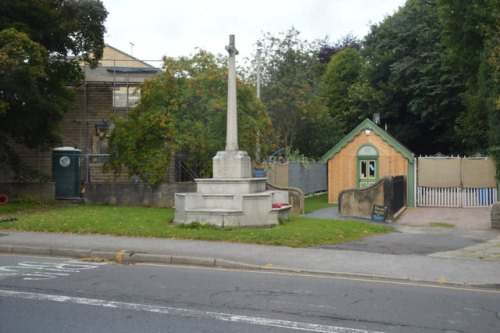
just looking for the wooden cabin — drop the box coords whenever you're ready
[321,119,416,207]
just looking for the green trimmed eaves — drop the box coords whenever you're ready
[321,119,369,163]
[321,118,415,163]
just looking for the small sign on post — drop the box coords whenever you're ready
[371,204,388,222]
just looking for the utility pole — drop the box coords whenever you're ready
[256,49,261,100]
[255,49,262,163]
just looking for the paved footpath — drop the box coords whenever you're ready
[1,225,499,288]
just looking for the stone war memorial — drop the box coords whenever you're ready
[174,35,291,227]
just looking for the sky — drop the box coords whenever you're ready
[101,0,405,65]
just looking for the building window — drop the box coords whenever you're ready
[360,160,376,179]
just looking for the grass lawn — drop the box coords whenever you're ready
[0,196,61,215]
[303,193,335,214]
[0,200,391,247]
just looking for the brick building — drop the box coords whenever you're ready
[1,45,161,184]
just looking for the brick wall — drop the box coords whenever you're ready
[1,85,117,182]
[88,163,130,183]
[0,183,55,202]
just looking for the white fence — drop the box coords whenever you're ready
[417,187,497,208]
[417,156,497,208]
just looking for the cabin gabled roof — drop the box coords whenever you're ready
[321,118,414,163]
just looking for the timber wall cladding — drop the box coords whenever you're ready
[328,131,408,204]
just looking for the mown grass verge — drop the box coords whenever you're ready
[0,196,61,215]
[0,203,390,247]
[303,193,335,214]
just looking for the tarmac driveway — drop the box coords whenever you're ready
[306,207,499,257]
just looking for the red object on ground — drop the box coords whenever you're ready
[0,194,8,205]
[272,203,289,208]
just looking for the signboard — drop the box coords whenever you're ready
[371,204,388,222]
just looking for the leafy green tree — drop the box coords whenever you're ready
[107,51,272,185]
[358,0,465,154]
[249,28,332,158]
[320,48,365,142]
[438,0,499,159]
[317,34,361,66]
[0,0,108,180]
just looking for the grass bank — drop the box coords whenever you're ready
[0,196,390,248]
[303,193,335,214]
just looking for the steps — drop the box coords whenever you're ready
[174,187,291,227]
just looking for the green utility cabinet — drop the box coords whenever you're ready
[52,147,81,199]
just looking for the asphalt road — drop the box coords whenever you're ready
[1,254,499,333]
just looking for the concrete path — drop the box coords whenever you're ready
[304,206,369,222]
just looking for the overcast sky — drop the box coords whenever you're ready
[101,0,405,64]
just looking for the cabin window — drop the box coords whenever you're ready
[360,160,376,179]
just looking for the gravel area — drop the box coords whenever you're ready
[397,207,491,230]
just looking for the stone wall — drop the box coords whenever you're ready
[339,178,389,220]
[492,202,500,229]
[88,163,131,183]
[0,183,55,202]
[84,182,196,208]
[338,176,408,222]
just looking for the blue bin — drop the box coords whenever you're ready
[253,168,266,178]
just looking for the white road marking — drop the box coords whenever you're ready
[0,289,384,333]
[0,260,106,280]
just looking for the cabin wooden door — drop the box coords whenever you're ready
[358,159,377,188]
[357,145,379,188]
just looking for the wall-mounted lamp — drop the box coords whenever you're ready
[95,120,110,136]
[365,128,372,135]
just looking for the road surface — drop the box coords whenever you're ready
[0,254,498,332]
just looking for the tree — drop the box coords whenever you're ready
[0,0,108,180]
[438,0,499,157]
[106,51,272,185]
[321,48,364,142]
[248,28,332,158]
[317,34,361,66]
[357,0,465,154]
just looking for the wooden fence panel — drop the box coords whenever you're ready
[417,156,497,207]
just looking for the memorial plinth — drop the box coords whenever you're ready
[174,35,290,227]
[213,150,252,179]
